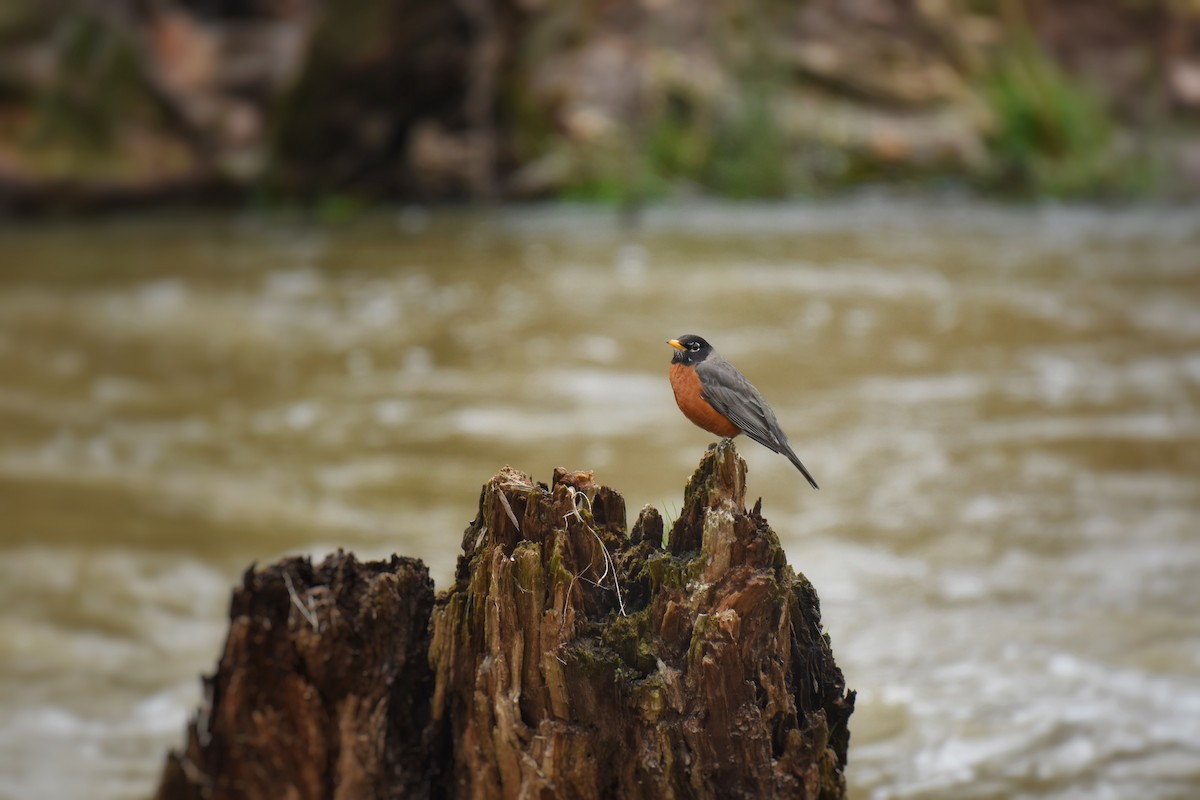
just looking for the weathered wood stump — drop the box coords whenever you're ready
[155,441,854,800]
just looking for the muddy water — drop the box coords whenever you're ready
[0,200,1197,799]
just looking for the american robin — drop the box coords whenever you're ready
[668,334,819,489]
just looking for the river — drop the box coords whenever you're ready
[1,199,1198,799]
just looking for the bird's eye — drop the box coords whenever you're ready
[689,342,701,351]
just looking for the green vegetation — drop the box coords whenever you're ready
[646,82,789,199]
[980,41,1156,198]
[555,2,792,202]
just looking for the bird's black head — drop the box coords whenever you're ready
[668,334,713,366]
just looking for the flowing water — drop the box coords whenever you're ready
[0,199,1198,799]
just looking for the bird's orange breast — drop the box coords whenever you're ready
[669,363,741,438]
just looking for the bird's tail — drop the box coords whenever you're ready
[785,447,819,490]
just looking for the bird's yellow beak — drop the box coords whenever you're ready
[667,339,684,350]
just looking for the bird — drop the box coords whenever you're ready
[667,334,819,489]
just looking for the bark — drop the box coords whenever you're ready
[154,554,437,800]
[156,441,854,800]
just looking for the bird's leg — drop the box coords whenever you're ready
[707,437,738,457]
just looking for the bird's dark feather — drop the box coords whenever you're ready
[695,358,786,450]
[695,355,820,489]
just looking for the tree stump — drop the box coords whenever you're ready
[155,441,854,800]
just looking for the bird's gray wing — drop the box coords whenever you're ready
[697,356,820,488]
[694,357,789,454]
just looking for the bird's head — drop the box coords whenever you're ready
[667,334,713,366]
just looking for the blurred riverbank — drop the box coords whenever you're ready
[2,1,1200,215]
